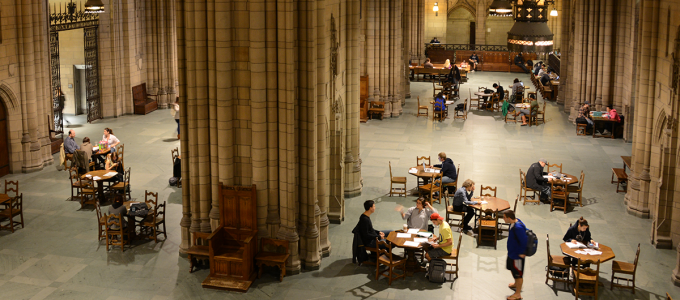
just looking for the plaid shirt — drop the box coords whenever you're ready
[578,105,590,119]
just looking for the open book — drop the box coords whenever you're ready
[565,242,586,249]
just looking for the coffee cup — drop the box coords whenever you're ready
[403,224,408,231]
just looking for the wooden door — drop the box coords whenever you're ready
[0,102,9,177]
[469,22,476,47]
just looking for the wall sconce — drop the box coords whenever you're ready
[433,2,439,16]
[550,8,558,16]
[84,0,105,13]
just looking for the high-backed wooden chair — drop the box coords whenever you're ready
[433,81,443,98]
[567,171,585,207]
[117,144,125,170]
[95,201,107,241]
[368,101,385,120]
[477,209,498,249]
[520,169,539,205]
[79,177,97,209]
[419,173,443,204]
[550,182,568,214]
[433,101,446,122]
[498,195,520,236]
[574,258,601,300]
[546,234,571,288]
[104,212,129,251]
[255,238,290,282]
[445,193,464,230]
[375,238,406,285]
[454,99,467,120]
[111,167,131,200]
[536,102,546,124]
[389,161,407,197]
[441,231,463,279]
[469,89,479,110]
[145,190,158,206]
[141,201,167,243]
[417,156,431,166]
[611,243,640,294]
[486,94,498,111]
[204,184,258,292]
[0,194,23,232]
[547,163,563,173]
[417,97,428,117]
[186,232,211,273]
[479,185,497,197]
[69,168,90,202]
[4,180,18,197]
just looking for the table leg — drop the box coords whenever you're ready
[97,181,105,203]
[404,248,426,276]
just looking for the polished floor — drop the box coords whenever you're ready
[0,71,676,300]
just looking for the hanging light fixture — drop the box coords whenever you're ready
[433,2,439,17]
[507,0,555,53]
[489,0,513,17]
[84,0,105,13]
[550,0,558,16]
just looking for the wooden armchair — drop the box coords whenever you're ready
[536,102,546,124]
[546,234,571,289]
[441,231,463,279]
[550,182,568,214]
[419,173,443,204]
[111,167,131,200]
[469,89,479,110]
[95,201,107,241]
[368,101,385,120]
[69,168,90,202]
[141,201,167,243]
[255,238,290,282]
[611,243,640,294]
[454,99,467,120]
[389,161,407,197]
[5,180,18,197]
[574,258,601,300]
[479,185,497,197]
[477,209,498,249]
[132,83,158,115]
[104,213,129,251]
[375,238,406,285]
[520,169,539,205]
[547,163,563,173]
[417,97,428,117]
[187,231,211,273]
[567,171,585,207]
[445,194,464,230]
[0,194,23,232]
[79,177,97,209]
[433,81,443,98]
[433,101,445,122]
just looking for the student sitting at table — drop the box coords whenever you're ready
[575,102,593,131]
[433,152,457,194]
[469,52,479,71]
[510,78,524,103]
[102,128,121,152]
[434,92,446,114]
[105,152,124,182]
[451,179,479,233]
[526,158,551,202]
[423,213,453,267]
[354,200,392,250]
[443,59,452,69]
[514,97,538,126]
[563,217,596,266]
[395,198,438,231]
[493,83,505,102]
[81,137,93,163]
[108,196,128,230]
[601,105,620,136]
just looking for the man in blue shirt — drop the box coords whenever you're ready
[504,210,527,300]
[64,130,80,154]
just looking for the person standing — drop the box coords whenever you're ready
[173,98,180,139]
[395,198,438,231]
[504,210,527,300]
[451,179,479,233]
[526,158,551,202]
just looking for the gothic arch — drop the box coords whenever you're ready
[448,3,476,18]
[0,84,18,110]
[653,109,667,146]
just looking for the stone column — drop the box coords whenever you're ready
[344,0,362,200]
[145,0,178,109]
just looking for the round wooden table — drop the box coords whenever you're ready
[82,170,118,201]
[560,242,615,263]
[469,196,510,212]
[408,165,441,195]
[547,172,579,186]
[386,230,427,276]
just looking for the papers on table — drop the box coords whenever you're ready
[565,242,586,249]
[416,232,433,238]
[413,238,429,243]
[445,101,455,105]
[396,233,412,238]
[480,201,488,204]
[92,176,101,181]
[93,146,99,151]
[104,172,117,177]
[575,249,602,255]
[409,168,418,174]
[434,170,441,173]
[85,174,92,178]
[407,229,420,234]
[545,175,555,179]
[403,241,420,247]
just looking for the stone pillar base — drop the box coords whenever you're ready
[626,206,650,219]
[344,187,362,198]
[328,212,344,224]
[654,236,673,249]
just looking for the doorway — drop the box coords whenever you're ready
[446,7,475,45]
[0,100,9,177]
[73,65,87,115]
[469,22,476,47]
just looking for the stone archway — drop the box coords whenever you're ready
[0,84,19,175]
[446,6,476,44]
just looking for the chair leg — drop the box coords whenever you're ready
[189,255,195,273]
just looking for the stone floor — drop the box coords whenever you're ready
[0,71,676,300]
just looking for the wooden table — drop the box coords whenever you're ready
[560,242,615,263]
[621,156,632,173]
[408,165,441,189]
[590,112,619,139]
[123,201,152,239]
[430,100,456,119]
[546,172,579,186]
[410,66,450,81]
[82,170,118,201]
[468,196,510,228]
[551,80,560,100]
[386,230,427,276]
[91,147,111,169]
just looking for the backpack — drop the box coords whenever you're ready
[521,221,538,256]
[428,258,447,283]
[169,177,179,186]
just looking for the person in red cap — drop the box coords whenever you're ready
[424,212,453,262]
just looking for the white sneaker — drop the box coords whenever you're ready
[595,130,602,135]
[602,129,611,135]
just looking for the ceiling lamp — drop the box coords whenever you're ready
[489,0,513,17]
[550,8,558,16]
[507,0,555,53]
[433,2,439,17]
[84,0,105,13]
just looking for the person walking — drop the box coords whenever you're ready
[172,98,180,139]
[504,210,527,300]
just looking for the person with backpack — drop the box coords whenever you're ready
[503,210,527,300]
[424,213,452,263]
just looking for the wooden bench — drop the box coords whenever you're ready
[47,115,63,155]
[611,168,628,193]
[186,231,211,273]
[255,238,290,282]
[132,83,158,115]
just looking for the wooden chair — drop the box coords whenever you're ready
[611,168,628,193]
[368,101,385,120]
[445,193,464,230]
[111,167,131,200]
[611,243,640,294]
[389,161,407,197]
[117,144,125,170]
[573,258,601,300]
[141,201,167,243]
[545,234,571,289]
[255,238,290,282]
[4,180,18,197]
[576,123,588,136]
[0,194,23,232]
[668,293,673,300]
[498,195,519,236]
[432,81,443,98]
[567,171,585,207]
[416,156,431,166]
[104,212,129,251]
[547,163,563,173]
[95,201,107,241]
[417,97,428,117]
[79,177,97,209]
[479,185,497,197]
[375,238,406,285]
[433,101,445,122]
[441,231,463,279]
[536,102,546,124]
[486,94,498,111]
[550,182,568,214]
[520,169,539,205]
[505,104,518,123]
[419,173,443,204]
[477,209,498,249]
[454,99,467,120]
[69,168,90,202]
[469,88,479,110]
[186,231,211,273]
[144,190,158,206]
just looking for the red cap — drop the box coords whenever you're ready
[430,213,444,221]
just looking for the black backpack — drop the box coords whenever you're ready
[520,220,538,256]
[428,258,447,283]
[169,177,179,186]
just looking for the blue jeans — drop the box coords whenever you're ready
[367,230,393,249]
[175,119,180,134]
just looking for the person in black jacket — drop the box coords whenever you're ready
[356,200,391,249]
[433,152,457,194]
[493,83,505,102]
[563,217,596,266]
[514,53,530,73]
[526,158,551,202]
